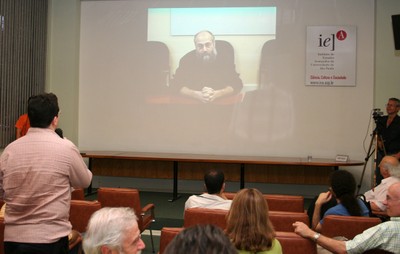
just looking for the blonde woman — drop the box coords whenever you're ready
[226,188,282,254]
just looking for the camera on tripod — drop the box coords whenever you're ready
[372,108,383,120]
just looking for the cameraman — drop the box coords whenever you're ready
[375,97,400,185]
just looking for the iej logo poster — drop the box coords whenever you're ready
[306,26,356,87]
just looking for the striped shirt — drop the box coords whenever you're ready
[346,217,400,253]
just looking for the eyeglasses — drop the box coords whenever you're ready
[386,103,399,108]
[132,234,142,245]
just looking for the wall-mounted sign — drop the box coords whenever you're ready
[306,26,356,87]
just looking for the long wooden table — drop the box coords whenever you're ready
[80,151,364,201]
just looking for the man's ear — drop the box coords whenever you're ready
[100,245,113,254]
[220,183,226,193]
[51,115,59,129]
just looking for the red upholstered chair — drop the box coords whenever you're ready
[269,211,309,232]
[183,208,228,229]
[69,200,102,233]
[71,188,85,200]
[276,231,317,254]
[321,215,392,254]
[96,187,156,252]
[224,192,304,213]
[158,227,184,254]
[321,215,381,240]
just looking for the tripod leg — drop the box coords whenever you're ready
[357,133,376,195]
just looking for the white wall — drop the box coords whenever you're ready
[45,0,400,195]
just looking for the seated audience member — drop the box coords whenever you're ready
[293,182,400,254]
[311,170,369,232]
[164,224,237,254]
[364,155,400,212]
[185,169,232,210]
[83,207,145,254]
[225,188,282,254]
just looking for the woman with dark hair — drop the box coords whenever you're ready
[164,224,237,254]
[311,170,370,232]
[225,188,282,254]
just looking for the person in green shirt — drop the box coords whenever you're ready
[226,188,283,254]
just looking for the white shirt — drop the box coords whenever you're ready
[364,176,400,211]
[184,193,232,210]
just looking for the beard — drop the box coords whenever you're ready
[197,48,217,62]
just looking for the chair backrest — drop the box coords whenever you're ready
[224,192,304,213]
[97,187,149,231]
[321,215,381,239]
[143,41,170,93]
[215,40,235,64]
[276,231,317,254]
[159,227,184,254]
[183,208,228,229]
[269,211,309,232]
[69,200,102,233]
[71,188,85,200]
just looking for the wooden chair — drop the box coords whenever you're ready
[321,215,381,240]
[159,227,184,254]
[224,192,304,213]
[69,200,102,233]
[97,187,156,253]
[183,208,227,229]
[276,231,317,254]
[269,211,309,232]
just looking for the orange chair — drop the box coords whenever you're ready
[224,192,304,213]
[269,211,309,232]
[96,187,156,252]
[321,215,392,254]
[276,231,317,254]
[69,200,102,233]
[321,215,381,240]
[183,208,227,229]
[159,227,184,254]
[71,188,85,200]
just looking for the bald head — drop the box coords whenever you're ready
[385,182,400,217]
[379,156,400,178]
[194,30,216,61]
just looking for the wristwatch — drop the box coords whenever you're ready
[313,233,321,242]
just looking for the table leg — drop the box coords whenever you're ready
[168,161,181,202]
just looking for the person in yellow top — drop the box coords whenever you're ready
[15,113,30,139]
[226,188,283,254]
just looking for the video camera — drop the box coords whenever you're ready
[372,108,383,121]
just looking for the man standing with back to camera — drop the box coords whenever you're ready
[375,97,400,185]
[0,93,93,254]
[171,30,243,103]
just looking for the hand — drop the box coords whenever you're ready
[193,90,211,103]
[316,191,332,206]
[201,87,215,102]
[293,221,314,238]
